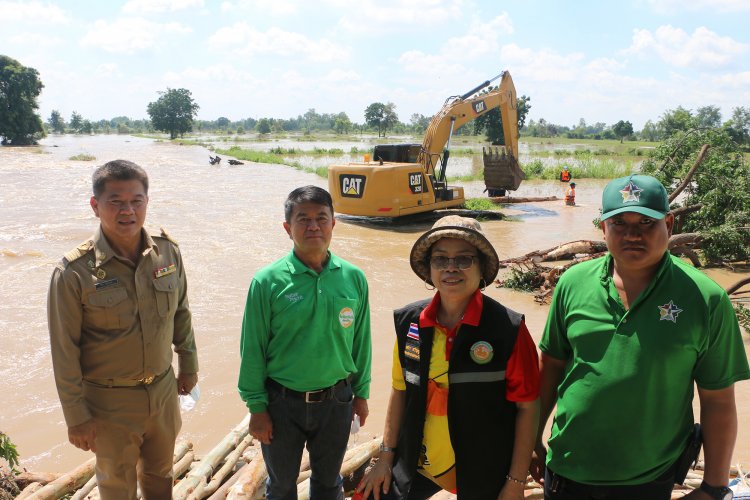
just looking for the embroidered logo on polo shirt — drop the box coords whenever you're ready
[285,292,303,303]
[620,180,644,203]
[470,341,494,364]
[339,307,354,328]
[658,300,683,323]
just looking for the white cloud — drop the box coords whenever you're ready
[499,44,585,82]
[625,25,748,68]
[80,18,192,55]
[209,23,350,63]
[586,57,625,73]
[647,0,750,13]
[396,14,515,81]
[441,14,514,60]
[95,63,122,78]
[122,0,204,14]
[0,1,68,24]
[163,63,261,84]
[337,0,466,34]
[8,33,64,47]
[320,68,362,83]
[219,0,299,16]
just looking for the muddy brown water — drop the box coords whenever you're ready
[1,135,748,473]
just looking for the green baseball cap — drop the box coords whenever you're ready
[601,174,670,221]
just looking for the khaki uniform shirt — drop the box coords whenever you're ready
[48,226,199,427]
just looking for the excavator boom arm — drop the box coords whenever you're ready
[418,71,518,174]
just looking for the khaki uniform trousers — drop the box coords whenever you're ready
[83,368,181,500]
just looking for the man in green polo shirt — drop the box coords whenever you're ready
[238,185,371,500]
[531,175,749,500]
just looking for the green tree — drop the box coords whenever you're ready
[146,88,200,139]
[695,105,722,129]
[473,94,531,144]
[48,110,66,134]
[658,106,693,138]
[364,102,398,137]
[304,108,319,133]
[333,112,351,135]
[409,113,430,134]
[80,119,93,135]
[256,118,271,134]
[724,106,750,146]
[640,128,750,262]
[216,116,230,129]
[640,120,660,142]
[69,111,83,133]
[364,103,386,136]
[612,120,634,143]
[0,55,45,145]
[381,102,398,136]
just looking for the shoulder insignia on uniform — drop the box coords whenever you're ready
[157,227,179,246]
[62,240,94,266]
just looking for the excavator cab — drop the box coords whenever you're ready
[372,144,421,163]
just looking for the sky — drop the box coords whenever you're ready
[2,0,749,130]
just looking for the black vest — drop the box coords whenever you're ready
[391,295,523,500]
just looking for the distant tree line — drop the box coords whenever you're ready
[525,104,750,148]
[2,53,749,150]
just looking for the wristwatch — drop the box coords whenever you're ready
[379,442,397,454]
[700,480,733,500]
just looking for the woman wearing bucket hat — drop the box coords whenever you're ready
[356,216,540,500]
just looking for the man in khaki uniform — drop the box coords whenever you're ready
[48,159,199,499]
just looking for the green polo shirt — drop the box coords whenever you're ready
[540,252,749,485]
[239,250,371,413]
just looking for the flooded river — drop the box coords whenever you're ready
[1,135,748,473]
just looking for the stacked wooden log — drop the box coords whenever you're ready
[12,419,380,500]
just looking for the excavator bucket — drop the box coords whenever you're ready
[483,146,525,192]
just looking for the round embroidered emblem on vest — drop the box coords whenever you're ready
[470,341,493,364]
[339,307,354,328]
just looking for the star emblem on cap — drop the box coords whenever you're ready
[658,300,683,323]
[620,181,643,203]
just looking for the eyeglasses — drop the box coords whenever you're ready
[429,255,477,270]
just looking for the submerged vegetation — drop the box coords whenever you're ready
[68,153,96,161]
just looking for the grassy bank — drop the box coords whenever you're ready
[214,146,329,178]
[201,133,644,181]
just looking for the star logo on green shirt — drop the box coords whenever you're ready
[658,300,683,323]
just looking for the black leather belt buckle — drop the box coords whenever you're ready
[305,389,328,403]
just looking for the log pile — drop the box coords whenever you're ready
[11,421,380,500]
[9,430,750,499]
[496,234,722,305]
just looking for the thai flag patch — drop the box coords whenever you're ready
[407,323,420,341]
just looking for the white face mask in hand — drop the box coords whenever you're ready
[179,384,201,412]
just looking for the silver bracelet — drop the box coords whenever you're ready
[505,474,526,485]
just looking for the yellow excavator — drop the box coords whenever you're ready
[328,70,524,217]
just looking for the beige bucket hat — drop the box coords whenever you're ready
[410,215,499,286]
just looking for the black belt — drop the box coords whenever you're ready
[266,378,348,403]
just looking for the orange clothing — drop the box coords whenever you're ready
[565,187,576,205]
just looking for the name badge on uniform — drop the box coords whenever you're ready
[154,263,176,278]
[95,278,120,290]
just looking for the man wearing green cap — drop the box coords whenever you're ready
[531,175,749,499]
